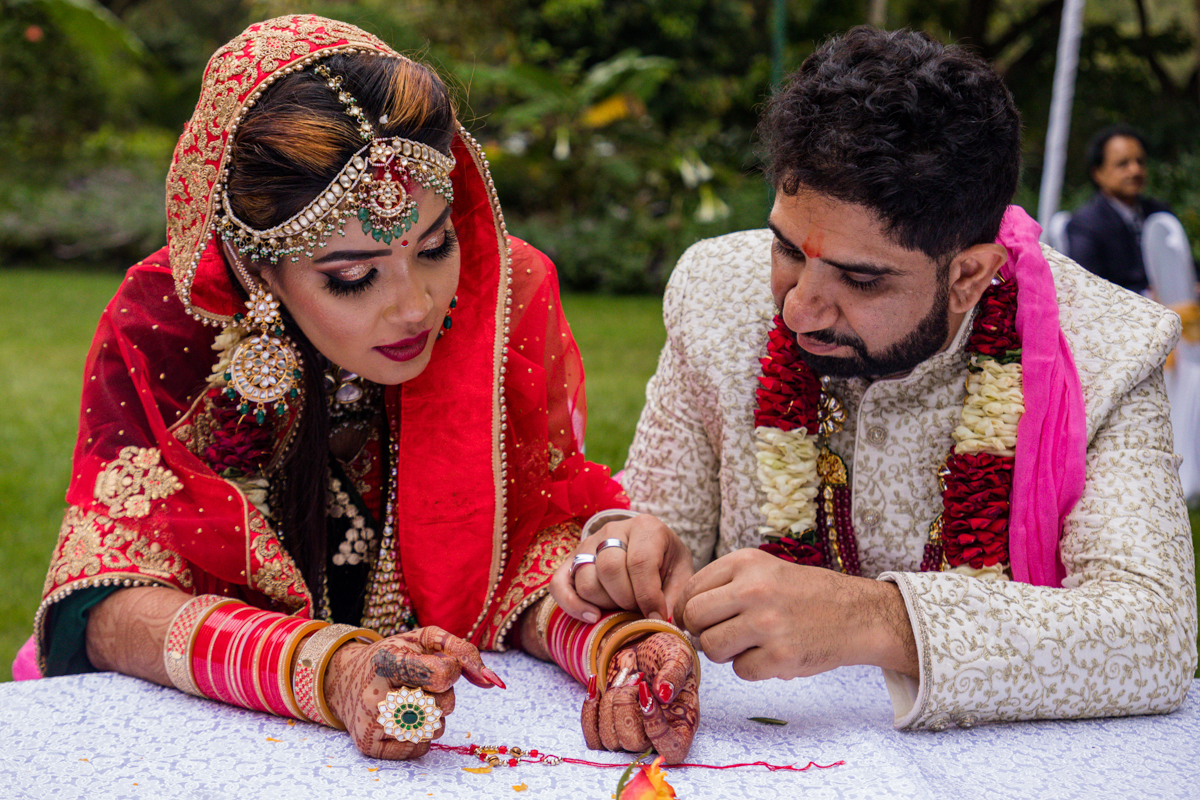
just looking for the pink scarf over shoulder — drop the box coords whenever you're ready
[998,205,1087,587]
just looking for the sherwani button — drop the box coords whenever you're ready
[928,716,949,731]
[860,509,881,527]
[866,425,887,445]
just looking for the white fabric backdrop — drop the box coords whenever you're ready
[2,652,1198,799]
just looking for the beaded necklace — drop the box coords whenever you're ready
[754,277,1023,578]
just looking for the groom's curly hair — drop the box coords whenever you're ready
[760,27,1021,262]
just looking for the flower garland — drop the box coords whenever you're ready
[755,277,1023,579]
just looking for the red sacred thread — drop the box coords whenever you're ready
[429,743,843,772]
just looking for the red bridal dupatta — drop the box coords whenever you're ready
[36,16,626,672]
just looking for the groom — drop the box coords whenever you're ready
[552,26,1196,730]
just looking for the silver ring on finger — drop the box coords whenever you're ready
[569,553,597,580]
[596,538,628,555]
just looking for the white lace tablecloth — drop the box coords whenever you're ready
[2,653,1198,799]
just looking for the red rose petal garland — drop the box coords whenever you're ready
[755,277,1023,579]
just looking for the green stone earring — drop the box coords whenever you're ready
[437,295,457,339]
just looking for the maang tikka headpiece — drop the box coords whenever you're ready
[215,61,456,264]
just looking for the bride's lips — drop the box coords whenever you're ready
[375,330,432,362]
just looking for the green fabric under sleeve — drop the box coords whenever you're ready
[42,586,121,677]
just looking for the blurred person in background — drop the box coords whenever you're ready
[1065,124,1171,294]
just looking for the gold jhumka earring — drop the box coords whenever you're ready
[220,260,303,425]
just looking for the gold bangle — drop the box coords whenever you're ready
[162,595,239,697]
[273,619,327,720]
[583,611,640,680]
[292,624,382,728]
[534,595,556,648]
[595,618,700,695]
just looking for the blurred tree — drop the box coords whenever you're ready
[0,0,1196,278]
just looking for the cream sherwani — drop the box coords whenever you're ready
[623,229,1197,730]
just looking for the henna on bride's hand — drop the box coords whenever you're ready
[598,684,653,752]
[636,632,692,700]
[640,673,699,764]
[373,648,435,686]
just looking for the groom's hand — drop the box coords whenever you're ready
[674,548,919,679]
[550,514,694,623]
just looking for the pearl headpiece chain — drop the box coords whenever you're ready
[215,62,456,264]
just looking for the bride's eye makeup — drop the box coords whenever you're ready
[420,228,458,262]
[324,265,378,297]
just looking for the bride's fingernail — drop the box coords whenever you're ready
[638,680,653,713]
[586,675,598,700]
[582,610,599,623]
[482,667,506,689]
[657,681,674,704]
[627,671,644,688]
[647,611,663,621]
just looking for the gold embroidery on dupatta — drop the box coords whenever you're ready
[481,521,579,650]
[94,446,184,520]
[548,443,566,474]
[463,128,516,642]
[44,507,194,594]
[248,510,308,612]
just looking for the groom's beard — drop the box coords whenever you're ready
[792,279,951,379]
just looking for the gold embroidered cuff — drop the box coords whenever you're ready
[595,618,701,695]
[292,623,382,729]
[163,595,240,696]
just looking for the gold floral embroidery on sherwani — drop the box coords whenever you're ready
[623,229,1197,730]
[93,446,184,520]
[479,521,580,651]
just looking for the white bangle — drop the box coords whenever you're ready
[579,508,639,540]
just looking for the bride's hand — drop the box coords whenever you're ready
[580,632,699,764]
[325,625,503,759]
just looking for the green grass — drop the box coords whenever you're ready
[2,273,1198,682]
[561,292,666,472]
[0,269,125,682]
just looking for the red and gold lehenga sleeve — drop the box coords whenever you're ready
[35,252,312,674]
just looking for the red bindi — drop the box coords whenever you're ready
[801,230,824,260]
